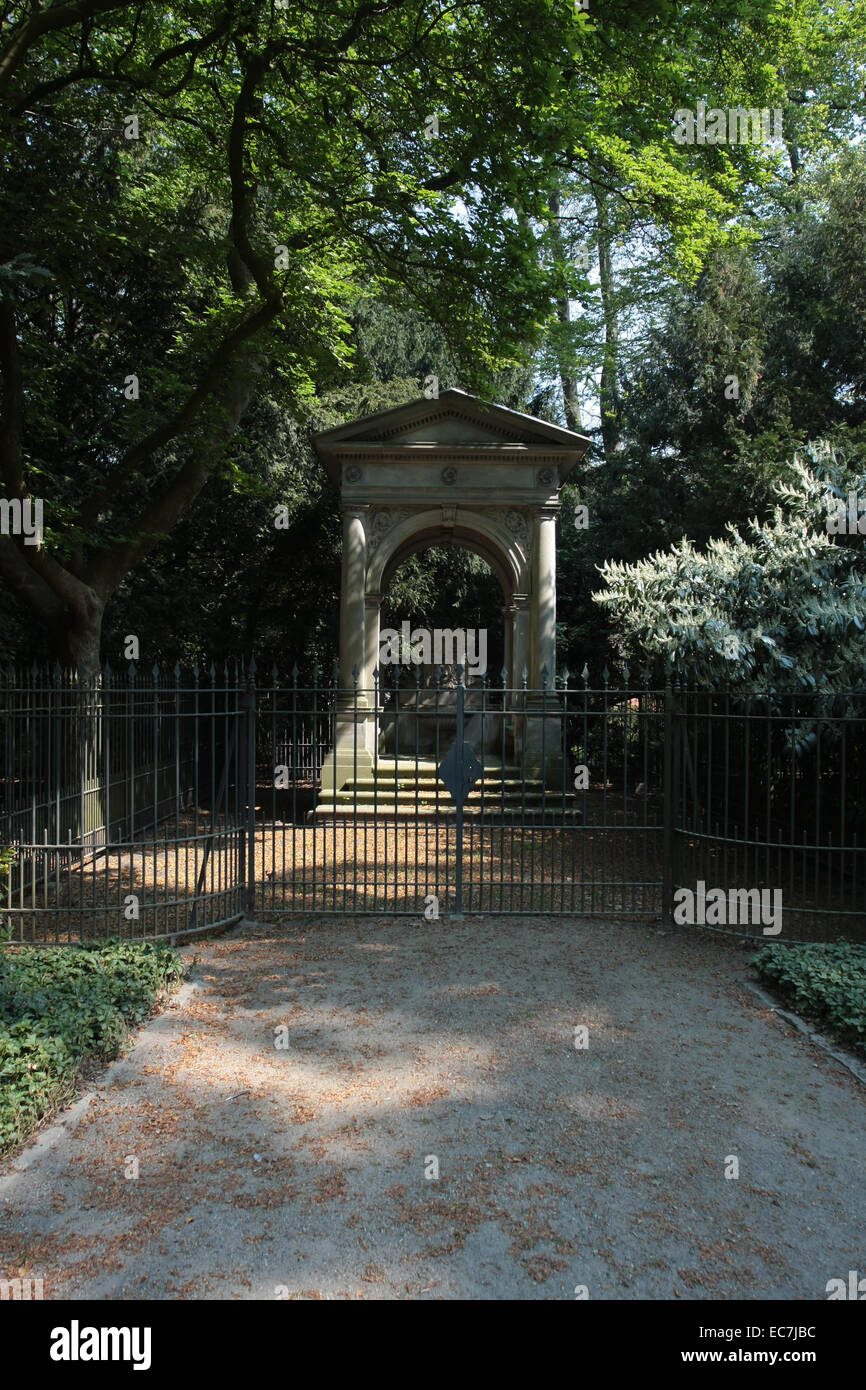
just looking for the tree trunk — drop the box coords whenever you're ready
[549,188,582,432]
[1,349,264,674]
[52,598,105,676]
[592,182,621,459]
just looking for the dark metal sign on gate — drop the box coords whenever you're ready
[437,740,483,807]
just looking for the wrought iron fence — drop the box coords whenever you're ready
[1,662,864,943]
[0,663,248,942]
[672,686,866,937]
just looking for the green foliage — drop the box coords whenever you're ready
[0,2,862,670]
[556,141,866,676]
[0,847,14,946]
[593,439,866,694]
[67,296,532,671]
[0,1022,75,1150]
[752,942,866,1057]
[0,939,184,1153]
[382,547,505,676]
[0,0,581,665]
[0,0,839,668]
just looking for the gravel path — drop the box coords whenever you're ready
[1,915,863,1300]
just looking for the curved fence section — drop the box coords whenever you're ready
[670,687,866,941]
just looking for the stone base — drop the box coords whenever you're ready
[515,699,564,790]
[321,704,374,794]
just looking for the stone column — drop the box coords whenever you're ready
[502,603,516,689]
[512,595,531,691]
[510,594,531,765]
[525,504,561,786]
[531,503,558,687]
[322,505,373,795]
[363,592,382,699]
[338,506,368,693]
[363,592,382,758]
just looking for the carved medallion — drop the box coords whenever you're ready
[366,507,412,556]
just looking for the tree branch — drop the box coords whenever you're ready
[0,0,142,97]
[90,348,267,594]
[76,290,283,532]
[79,39,289,580]
[0,535,66,625]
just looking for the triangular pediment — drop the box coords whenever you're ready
[313,388,588,452]
[356,411,529,446]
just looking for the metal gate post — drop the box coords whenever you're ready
[662,669,676,923]
[245,660,257,918]
[454,674,464,917]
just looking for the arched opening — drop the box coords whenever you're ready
[364,508,528,700]
[375,540,509,760]
[380,544,505,678]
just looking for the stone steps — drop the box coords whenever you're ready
[312,806,579,820]
[311,760,571,820]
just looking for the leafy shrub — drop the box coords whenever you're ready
[751,941,866,1056]
[0,1023,76,1150]
[594,441,866,696]
[0,939,184,1154]
[0,845,14,947]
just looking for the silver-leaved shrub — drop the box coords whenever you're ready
[594,439,866,697]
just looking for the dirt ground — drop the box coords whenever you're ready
[1,914,864,1300]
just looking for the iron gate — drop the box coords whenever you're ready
[2,664,866,942]
[254,665,668,921]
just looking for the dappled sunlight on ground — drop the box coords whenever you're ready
[1,916,864,1299]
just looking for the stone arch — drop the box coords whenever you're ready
[365,507,529,695]
[370,507,525,598]
[312,389,590,791]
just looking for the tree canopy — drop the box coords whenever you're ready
[0,0,863,686]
